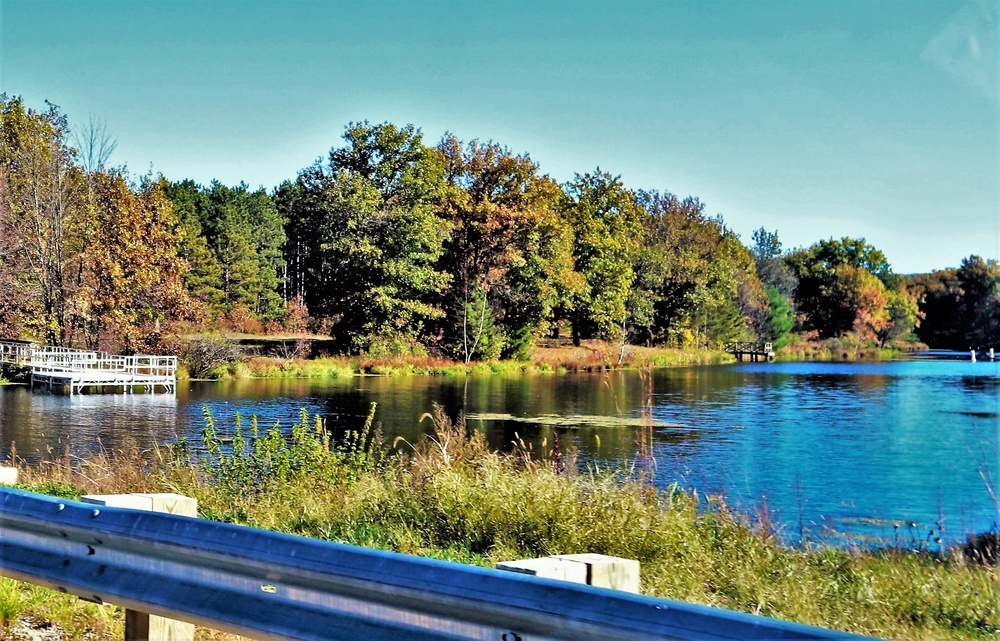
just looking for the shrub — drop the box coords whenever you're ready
[180,335,242,378]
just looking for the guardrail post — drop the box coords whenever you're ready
[552,553,640,593]
[497,553,640,593]
[82,493,198,641]
[0,467,17,485]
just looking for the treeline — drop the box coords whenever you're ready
[1,95,998,356]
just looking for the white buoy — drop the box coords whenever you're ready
[971,349,977,362]
[990,348,995,360]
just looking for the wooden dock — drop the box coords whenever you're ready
[0,341,176,395]
[724,341,775,362]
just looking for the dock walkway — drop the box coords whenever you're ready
[724,341,775,362]
[0,341,176,394]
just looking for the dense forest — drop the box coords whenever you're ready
[1,95,998,358]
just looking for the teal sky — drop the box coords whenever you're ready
[2,0,997,273]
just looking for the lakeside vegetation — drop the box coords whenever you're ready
[2,93,998,640]
[2,407,997,640]
[171,337,907,383]
[176,339,735,381]
[2,94,998,366]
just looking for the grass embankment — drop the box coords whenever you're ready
[775,335,925,362]
[193,341,733,380]
[2,407,997,640]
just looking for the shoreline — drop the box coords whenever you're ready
[4,410,997,640]
[184,340,912,382]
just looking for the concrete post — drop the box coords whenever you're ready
[82,493,198,641]
[0,467,18,485]
[495,557,589,584]
[497,553,640,593]
[551,553,641,593]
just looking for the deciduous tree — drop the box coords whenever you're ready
[956,255,1000,348]
[786,237,895,339]
[289,122,451,352]
[435,135,575,361]
[562,170,644,346]
[0,95,85,345]
[79,173,190,352]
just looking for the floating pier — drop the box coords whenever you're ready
[724,341,775,362]
[0,341,176,394]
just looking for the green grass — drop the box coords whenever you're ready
[3,406,997,640]
[775,334,909,362]
[186,343,735,382]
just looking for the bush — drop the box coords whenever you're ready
[180,335,242,378]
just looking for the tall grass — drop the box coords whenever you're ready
[776,335,907,362]
[184,341,735,381]
[3,406,998,640]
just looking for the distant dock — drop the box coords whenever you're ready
[724,341,775,362]
[0,341,176,395]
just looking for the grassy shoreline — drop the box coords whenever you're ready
[188,343,736,381]
[184,338,911,382]
[1,406,996,640]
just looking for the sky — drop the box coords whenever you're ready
[2,0,997,274]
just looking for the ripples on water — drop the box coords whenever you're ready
[1,355,996,548]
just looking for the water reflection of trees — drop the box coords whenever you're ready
[0,388,179,462]
[959,374,999,393]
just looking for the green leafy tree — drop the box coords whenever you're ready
[912,258,999,349]
[435,135,576,361]
[289,122,451,352]
[562,170,645,346]
[876,284,923,347]
[910,269,962,349]
[636,191,763,347]
[956,255,1000,348]
[786,237,895,339]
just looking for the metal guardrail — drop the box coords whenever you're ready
[0,487,871,641]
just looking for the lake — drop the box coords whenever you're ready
[1,355,997,547]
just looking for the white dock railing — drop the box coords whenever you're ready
[0,340,176,394]
[0,340,33,366]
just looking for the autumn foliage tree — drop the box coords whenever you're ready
[435,135,575,361]
[9,96,984,358]
[783,237,926,346]
[0,95,86,345]
[1,95,191,351]
[78,173,190,352]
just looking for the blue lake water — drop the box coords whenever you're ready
[1,355,996,547]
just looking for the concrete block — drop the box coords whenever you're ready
[496,557,589,584]
[136,493,198,518]
[82,493,197,518]
[551,553,640,593]
[0,467,18,485]
[82,493,156,511]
